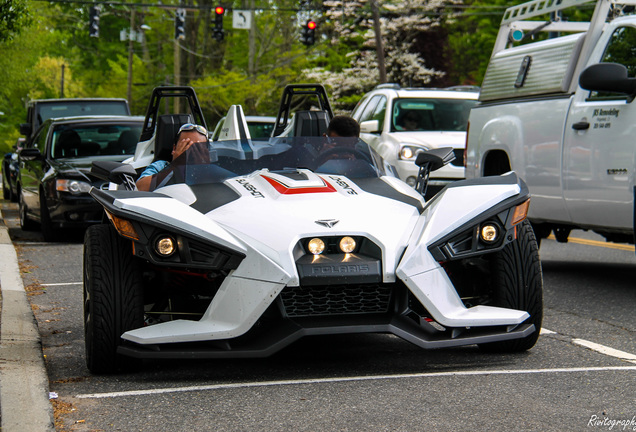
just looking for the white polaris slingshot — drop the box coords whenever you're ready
[84,86,542,373]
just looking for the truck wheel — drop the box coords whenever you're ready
[479,219,543,352]
[19,187,37,231]
[84,224,144,374]
[40,193,59,242]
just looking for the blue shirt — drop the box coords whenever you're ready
[138,160,170,180]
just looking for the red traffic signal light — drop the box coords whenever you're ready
[301,19,316,46]
[213,5,224,41]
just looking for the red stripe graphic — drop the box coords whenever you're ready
[262,175,336,195]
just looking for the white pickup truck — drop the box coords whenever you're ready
[465,0,636,245]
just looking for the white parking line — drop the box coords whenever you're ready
[542,328,636,364]
[75,365,636,399]
[573,339,636,364]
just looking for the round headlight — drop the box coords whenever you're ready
[339,236,356,253]
[400,146,415,160]
[480,224,498,243]
[308,238,325,255]
[155,236,177,257]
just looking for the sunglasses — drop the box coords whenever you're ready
[178,123,208,136]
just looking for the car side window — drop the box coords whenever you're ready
[358,95,382,123]
[590,26,636,100]
[30,124,48,151]
[370,96,387,127]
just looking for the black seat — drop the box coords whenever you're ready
[56,129,82,158]
[154,114,194,162]
[292,111,330,137]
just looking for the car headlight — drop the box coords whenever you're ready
[399,145,427,160]
[56,179,92,194]
[308,238,326,255]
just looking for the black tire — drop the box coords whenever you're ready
[40,193,59,242]
[18,187,37,231]
[84,224,144,374]
[2,170,9,200]
[479,219,543,352]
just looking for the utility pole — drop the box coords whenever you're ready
[60,64,65,98]
[371,0,387,84]
[248,0,256,83]
[127,9,136,109]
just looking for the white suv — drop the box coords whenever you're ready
[351,85,479,193]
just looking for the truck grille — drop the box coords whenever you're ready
[280,284,392,317]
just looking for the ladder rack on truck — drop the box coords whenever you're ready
[482,0,636,101]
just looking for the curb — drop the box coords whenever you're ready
[0,208,55,431]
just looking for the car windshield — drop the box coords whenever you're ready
[247,121,275,139]
[391,98,478,132]
[147,136,393,190]
[51,123,142,159]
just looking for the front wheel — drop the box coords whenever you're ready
[84,224,144,373]
[479,219,543,352]
[2,170,10,200]
[40,194,59,242]
[19,188,37,231]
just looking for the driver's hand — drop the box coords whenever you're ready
[172,137,195,160]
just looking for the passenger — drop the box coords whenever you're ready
[325,115,360,138]
[136,123,209,192]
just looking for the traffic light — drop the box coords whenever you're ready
[175,8,186,40]
[300,20,316,46]
[213,6,224,42]
[89,5,100,38]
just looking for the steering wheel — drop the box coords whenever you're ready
[315,146,372,167]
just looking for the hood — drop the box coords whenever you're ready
[386,131,466,149]
[154,170,425,281]
[53,155,131,181]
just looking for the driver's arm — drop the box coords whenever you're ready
[135,160,170,191]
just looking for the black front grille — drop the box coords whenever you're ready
[451,149,464,167]
[280,284,392,317]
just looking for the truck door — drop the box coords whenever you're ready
[563,24,636,230]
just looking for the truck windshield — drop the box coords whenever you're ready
[37,101,130,127]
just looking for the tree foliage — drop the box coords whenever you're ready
[0,0,31,42]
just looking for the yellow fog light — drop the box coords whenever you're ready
[339,236,356,253]
[480,224,498,243]
[308,238,325,255]
[155,236,177,257]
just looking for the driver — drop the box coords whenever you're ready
[136,123,209,191]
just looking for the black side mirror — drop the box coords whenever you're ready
[579,63,636,99]
[92,161,138,190]
[414,147,455,197]
[18,148,42,161]
[19,123,32,136]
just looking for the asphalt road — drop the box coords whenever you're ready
[3,200,635,432]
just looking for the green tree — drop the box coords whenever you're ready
[0,0,31,42]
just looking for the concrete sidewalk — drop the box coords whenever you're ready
[0,209,55,431]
